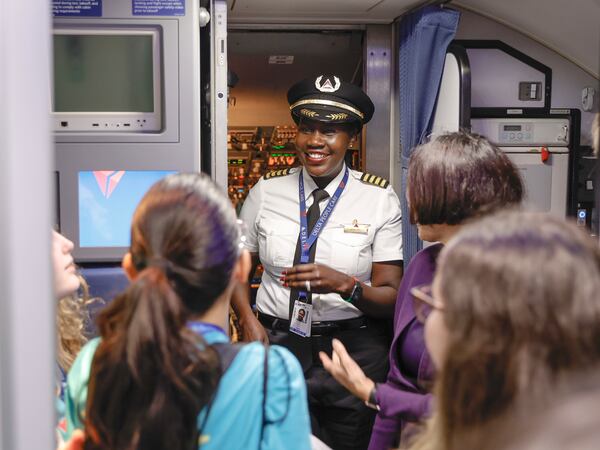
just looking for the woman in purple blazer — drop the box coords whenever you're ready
[320,131,524,449]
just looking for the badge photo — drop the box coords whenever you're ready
[290,300,313,338]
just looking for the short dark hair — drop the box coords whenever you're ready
[407,131,523,225]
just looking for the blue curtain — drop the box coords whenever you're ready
[398,5,460,264]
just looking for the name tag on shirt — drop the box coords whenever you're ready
[343,220,370,234]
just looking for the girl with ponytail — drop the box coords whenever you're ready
[64,173,311,450]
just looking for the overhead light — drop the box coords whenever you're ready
[268,55,294,65]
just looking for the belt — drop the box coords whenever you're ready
[258,312,367,336]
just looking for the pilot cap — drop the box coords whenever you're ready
[287,75,375,125]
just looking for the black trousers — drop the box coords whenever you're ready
[266,320,390,450]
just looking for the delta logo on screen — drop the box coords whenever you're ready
[93,171,126,198]
[79,170,176,247]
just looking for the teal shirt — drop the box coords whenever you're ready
[65,331,311,450]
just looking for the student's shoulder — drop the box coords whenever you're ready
[238,343,303,378]
[76,337,101,365]
[67,338,101,390]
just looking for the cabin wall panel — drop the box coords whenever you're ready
[456,8,599,146]
[364,25,393,179]
[228,31,363,127]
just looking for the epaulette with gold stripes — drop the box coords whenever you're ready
[263,168,293,180]
[360,173,389,188]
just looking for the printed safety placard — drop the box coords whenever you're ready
[132,0,185,16]
[53,0,102,17]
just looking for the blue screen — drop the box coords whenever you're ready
[78,170,176,247]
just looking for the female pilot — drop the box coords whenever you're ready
[233,75,403,450]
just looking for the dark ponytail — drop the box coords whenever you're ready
[83,173,240,450]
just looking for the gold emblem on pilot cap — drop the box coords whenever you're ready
[300,108,319,118]
[315,75,341,93]
[326,112,348,121]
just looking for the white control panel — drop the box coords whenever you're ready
[472,116,572,217]
[471,117,570,146]
[53,114,160,132]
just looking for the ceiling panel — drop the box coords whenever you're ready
[228,0,423,23]
[227,0,600,78]
[455,0,600,78]
[231,0,381,14]
[229,30,363,56]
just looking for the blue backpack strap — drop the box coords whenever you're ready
[212,342,244,372]
[198,342,244,443]
[260,345,269,443]
[199,342,270,448]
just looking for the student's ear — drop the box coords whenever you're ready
[232,249,251,283]
[122,252,138,280]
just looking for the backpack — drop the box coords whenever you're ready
[199,342,270,448]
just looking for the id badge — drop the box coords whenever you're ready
[290,300,313,338]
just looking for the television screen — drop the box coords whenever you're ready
[52,28,162,132]
[78,170,176,247]
[54,34,154,113]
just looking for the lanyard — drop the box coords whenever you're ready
[296,166,349,299]
[298,166,349,263]
[187,321,228,339]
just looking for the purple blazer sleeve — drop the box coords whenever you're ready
[368,244,442,450]
[369,389,432,450]
[376,371,433,420]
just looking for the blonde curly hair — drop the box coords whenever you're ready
[56,274,91,373]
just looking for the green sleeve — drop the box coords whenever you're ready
[64,337,101,439]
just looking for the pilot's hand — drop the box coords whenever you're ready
[238,311,269,344]
[282,263,355,297]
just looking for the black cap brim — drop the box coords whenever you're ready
[290,101,363,124]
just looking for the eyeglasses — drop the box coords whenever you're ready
[410,284,444,323]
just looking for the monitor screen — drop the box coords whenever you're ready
[54,34,154,113]
[78,170,176,247]
[53,28,162,132]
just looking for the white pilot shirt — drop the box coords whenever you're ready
[240,163,403,322]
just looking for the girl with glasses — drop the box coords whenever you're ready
[410,210,600,450]
[320,132,523,449]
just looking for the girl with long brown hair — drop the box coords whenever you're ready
[64,173,311,450]
[410,211,600,450]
